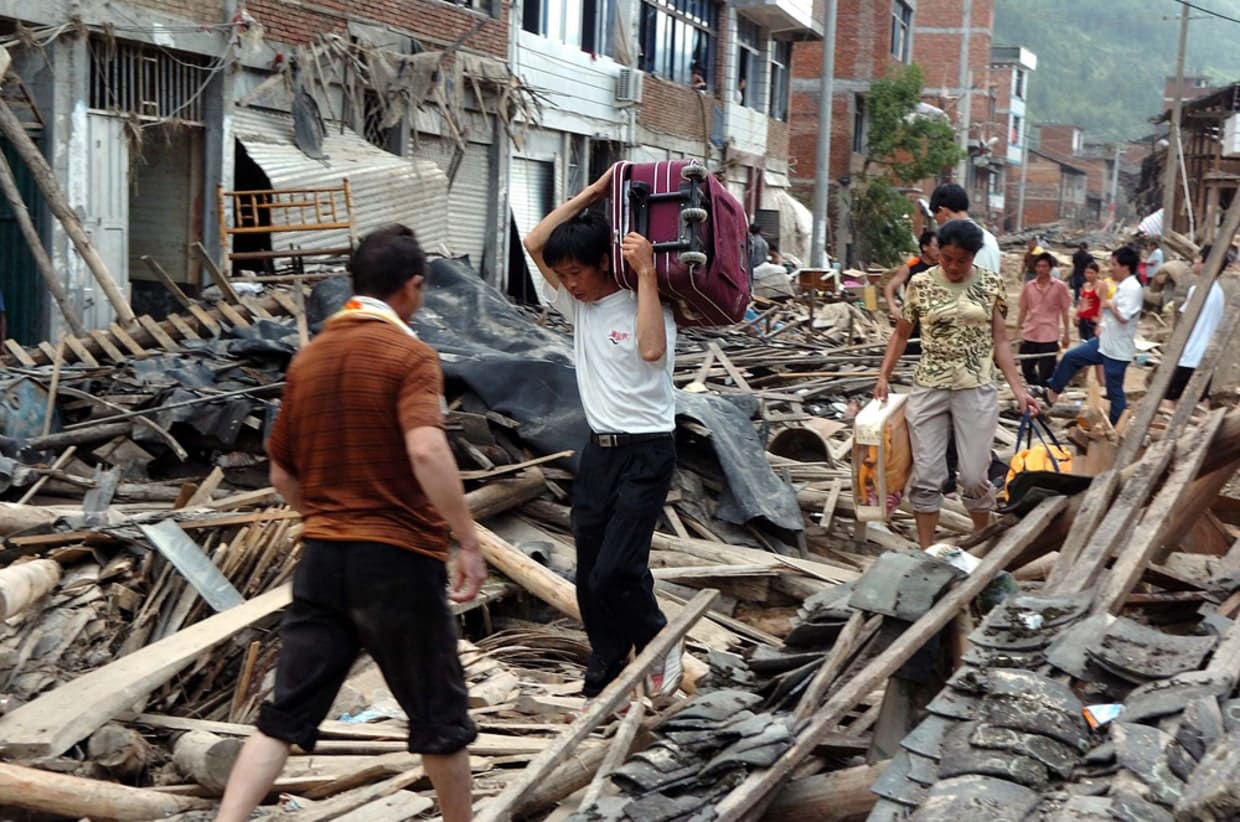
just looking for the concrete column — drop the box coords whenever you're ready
[45,33,90,340]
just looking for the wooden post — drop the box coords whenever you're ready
[172,729,243,792]
[578,699,645,808]
[86,723,155,779]
[0,95,136,327]
[474,589,718,822]
[0,558,60,620]
[0,761,210,819]
[0,151,87,336]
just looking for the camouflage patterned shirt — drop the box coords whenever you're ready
[902,265,1007,390]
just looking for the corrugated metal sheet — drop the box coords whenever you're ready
[414,138,491,272]
[231,107,448,253]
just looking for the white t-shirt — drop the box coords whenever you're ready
[972,222,1002,274]
[1178,282,1225,369]
[544,281,677,434]
[1147,247,1164,274]
[1098,275,1143,362]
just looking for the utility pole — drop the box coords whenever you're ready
[1161,4,1189,247]
[810,0,838,268]
[1016,116,1030,231]
[955,0,974,188]
[1109,143,1121,226]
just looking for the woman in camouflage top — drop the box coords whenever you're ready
[876,220,1041,549]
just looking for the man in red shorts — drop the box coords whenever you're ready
[216,224,486,822]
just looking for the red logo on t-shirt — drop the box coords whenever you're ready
[608,330,631,344]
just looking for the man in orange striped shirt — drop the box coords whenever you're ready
[216,225,484,822]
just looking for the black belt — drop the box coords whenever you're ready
[590,432,673,448]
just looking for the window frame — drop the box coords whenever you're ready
[442,0,498,18]
[639,0,719,89]
[736,17,761,109]
[852,95,868,154]
[768,39,791,121]
[890,1,913,63]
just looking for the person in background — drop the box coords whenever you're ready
[1164,244,1236,407]
[748,222,769,276]
[1070,242,1093,302]
[884,230,940,357]
[1023,238,1041,282]
[690,64,707,91]
[1076,261,1102,341]
[875,219,1039,549]
[1017,251,1073,387]
[1043,246,1143,426]
[928,184,1002,274]
[1145,239,1164,286]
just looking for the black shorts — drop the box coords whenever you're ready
[256,540,477,754]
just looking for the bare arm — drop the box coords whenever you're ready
[1061,303,1071,348]
[992,307,1039,415]
[523,166,615,289]
[874,318,913,402]
[884,265,910,320]
[406,426,485,602]
[621,232,666,362]
[270,459,304,513]
[1015,286,1027,336]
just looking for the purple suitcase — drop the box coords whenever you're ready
[609,160,751,327]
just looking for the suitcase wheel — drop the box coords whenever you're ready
[680,164,709,182]
[679,250,708,267]
[681,207,708,224]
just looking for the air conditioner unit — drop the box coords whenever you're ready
[1224,113,1240,157]
[615,68,643,104]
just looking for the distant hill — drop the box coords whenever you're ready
[993,0,1240,142]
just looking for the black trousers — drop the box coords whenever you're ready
[571,436,675,697]
[257,540,476,754]
[1020,340,1059,387]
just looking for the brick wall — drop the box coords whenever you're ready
[788,0,893,195]
[245,0,508,56]
[1015,154,1067,226]
[639,75,711,145]
[1038,124,1080,157]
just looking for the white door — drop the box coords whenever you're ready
[83,114,129,329]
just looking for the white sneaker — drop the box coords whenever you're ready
[645,642,684,698]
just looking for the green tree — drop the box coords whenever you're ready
[850,65,962,267]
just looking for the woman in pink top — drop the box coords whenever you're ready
[1016,252,1072,386]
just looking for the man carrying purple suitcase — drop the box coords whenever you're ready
[524,167,684,700]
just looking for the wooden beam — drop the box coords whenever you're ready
[141,255,194,310]
[473,589,718,822]
[578,699,645,809]
[1043,469,1120,590]
[1053,438,1175,595]
[0,585,291,758]
[1095,409,1227,614]
[1117,190,1240,465]
[712,497,1069,821]
[762,762,887,822]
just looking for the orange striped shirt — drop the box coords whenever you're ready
[266,314,450,561]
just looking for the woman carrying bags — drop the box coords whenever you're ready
[875,220,1041,549]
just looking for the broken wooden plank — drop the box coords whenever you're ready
[108,322,148,358]
[474,589,718,822]
[165,312,201,341]
[0,584,290,758]
[88,329,127,364]
[0,559,60,620]
[1094,409,1227,615]
[61,334,99,367]
[2,339,35,367]
[137,314,181,351]
[578,699,645,809]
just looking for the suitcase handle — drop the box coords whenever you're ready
[627,179,707,253]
